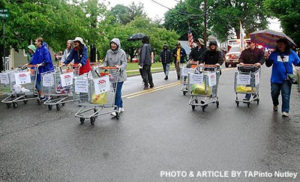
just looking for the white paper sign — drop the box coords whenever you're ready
[181,67,191,76]
[42,73,54,87]
[93,76,110,95]
[237,74,251,85]
[0,73,9,84]
[255,72,260,86]
[15,72,31,85]
[189,73,203,84]
[75,78,89,93]
[208,72,217,87]
[60,72,74,87]
[277,55,289,62]
[9,72,15,82]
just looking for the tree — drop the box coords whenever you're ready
[264,0,300,46]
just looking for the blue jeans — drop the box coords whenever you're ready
[115,82,123,109]
[271,81,292,113]
[162,63,170,76]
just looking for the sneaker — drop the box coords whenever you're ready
[111,112,117,117]
[144,86,149,90]
[177,76,180,80]
[166,76,168,80]
[119,107,125,112]
[150,85,154,89]
[273,105,278,112]
[164,76,167,80]
[282,112,289,117]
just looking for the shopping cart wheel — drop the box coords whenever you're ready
[236,101,239,107]
[56,104,61,111]
[6,103,11,109]
[216,101,219,108]
[183,91,187,96]
[48,105,53,111]
[23,100,28,104]
[80,118,85,125]
[62,103,65,106]
[115,112,120,120]
[256,99,260,105]
[202,105,207,112]
[192,105,195,111]
[247,103,250,108]
[13,102,18,108]
[37,99,41,105]
[90,117,96,125]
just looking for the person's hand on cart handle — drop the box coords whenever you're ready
[254,63,261,67]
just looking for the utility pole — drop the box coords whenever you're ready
[203,0,207,46]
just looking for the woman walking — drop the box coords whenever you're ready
[103,38,127,116]
[266,38,300,117]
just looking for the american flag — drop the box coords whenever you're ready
[188,29,194,48]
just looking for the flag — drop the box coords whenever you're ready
[240,21,245,50]
[188,29,194,48]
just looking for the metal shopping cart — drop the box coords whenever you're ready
[74,66,120,125]
[181,63,197,95]
[234,64,260,107]
[41,66,75,111]
[188,65,220,112]
[1,65,39,108]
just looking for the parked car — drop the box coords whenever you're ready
[225,46,241,67]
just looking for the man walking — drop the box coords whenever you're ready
[189,38,207,63]
[139,36,154,90]
[173,43,186,80]
[160,44,172,80]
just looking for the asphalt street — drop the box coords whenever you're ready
[0,66,300,182]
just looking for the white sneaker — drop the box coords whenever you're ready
[282,112,289,117]
[119,107,125,112]
[273,106,278,112]
[111,112,117,117]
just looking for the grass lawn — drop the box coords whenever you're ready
[126,62,175,77]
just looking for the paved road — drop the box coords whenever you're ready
[0,66,300,182]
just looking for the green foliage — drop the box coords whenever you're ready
[264,0,300,45]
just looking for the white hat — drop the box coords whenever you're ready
[73,37,85,45]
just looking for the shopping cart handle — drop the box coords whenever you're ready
[202,64,220,68]
[99,66,118,70]
[238,64,259,67]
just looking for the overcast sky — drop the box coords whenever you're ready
[106,0,282,31]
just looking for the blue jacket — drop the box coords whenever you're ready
[173,47,187,63]
[266,50,300,84]
[64,46,88,66]
[30,42,54,81]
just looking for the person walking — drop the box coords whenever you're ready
[189,38,207,63]
[239,41,265,101]
[173,43,187,80]
[30,37,54,100]
[160,44,172,80]
[63,37,91,75]
[201,40,224,66]
[139,36,154,89]
[61,40,74,65]
[26,45,36,63]
[266,38,300,117]
[103,38,127,116]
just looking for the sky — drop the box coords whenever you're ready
[106,0,282,31]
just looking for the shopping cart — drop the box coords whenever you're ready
[74,66,120,125]
[0,70,14,96]
[41,66,75,111]
[1,65,39,108]
[234,64,260,107]
[188,65,220,112]
[181,63,197,95]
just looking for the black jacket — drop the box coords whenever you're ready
[189,46,207,62]
[139,44,152,66]
[239,48,265,65]
[202,49,224,65]
[172,47,187,63]
[160,49,172,64]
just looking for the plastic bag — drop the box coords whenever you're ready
[91,93,107,105]
[192,83,211,95]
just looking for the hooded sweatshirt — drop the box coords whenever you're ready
[30,42,54,81]
[202,47,224,65]
[104,38,127,83]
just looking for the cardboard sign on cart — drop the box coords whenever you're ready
[208,72,217,87]
[42,73,55,87]
[75,78,89,93]
[93,76,110,95]
[60,72,74,87]
[255,72,260,86]
[189,73,203,85]
[14,71,31,85]
[181,67,192,77]
[237,74,251,85]
[0,73,9,84]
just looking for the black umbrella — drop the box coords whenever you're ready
[128,33,147,41]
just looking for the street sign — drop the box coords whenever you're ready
[0,14,9,18]
[0,9,9,14]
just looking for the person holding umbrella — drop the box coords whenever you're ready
[139,36,154,89]
[266,38,300,117]
[63,37,91,75]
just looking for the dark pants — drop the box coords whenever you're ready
[114,82,123,109]
[142,65,154,87]
[271,81,292,113]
